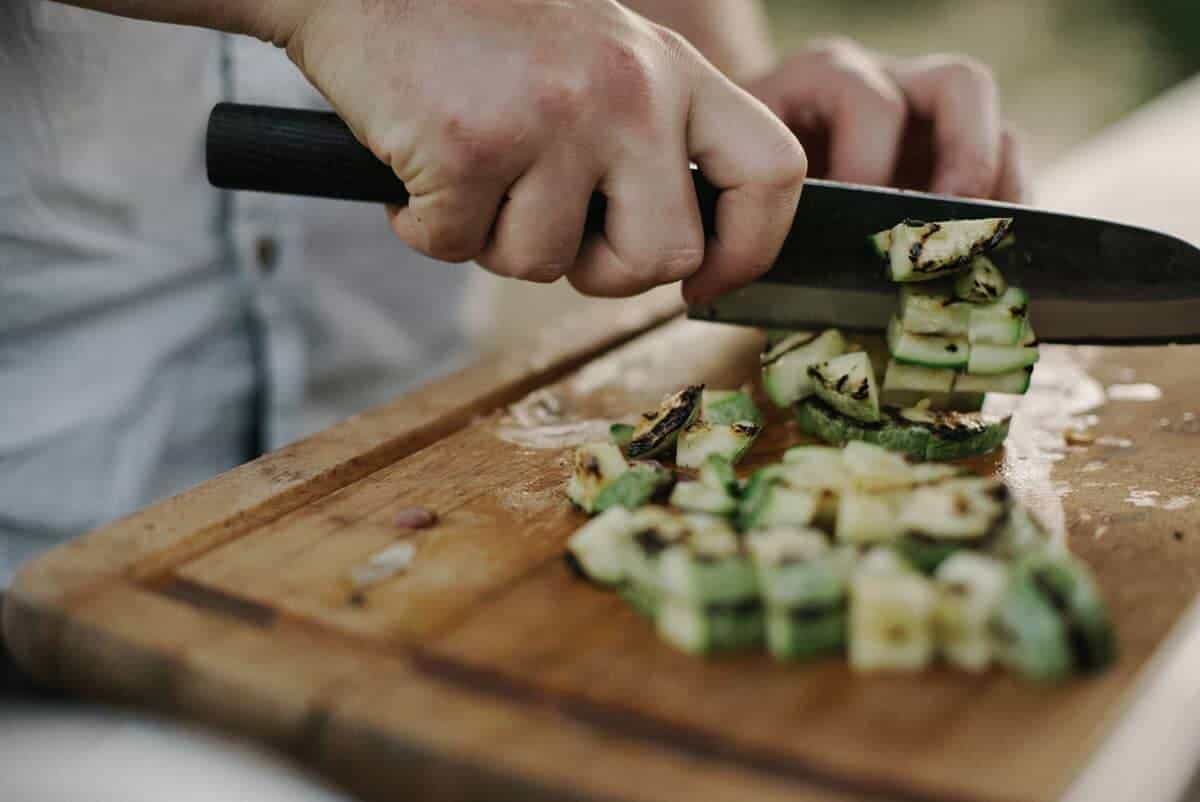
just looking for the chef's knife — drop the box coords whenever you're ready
[207,103,1200,344]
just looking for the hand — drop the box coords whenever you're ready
[278,0,806,303]
[746,39,1027,202]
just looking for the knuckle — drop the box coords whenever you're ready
[438,116,514,180]
[592,36,655,110]
[533,73,589,126]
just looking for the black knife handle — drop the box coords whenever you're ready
[206,102,720,236]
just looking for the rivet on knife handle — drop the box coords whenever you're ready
[205,103,720,237]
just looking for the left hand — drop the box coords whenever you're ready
[745,39,1028,202]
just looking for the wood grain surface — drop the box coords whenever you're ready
[7,81,1200,802]
[7,307,1199,802]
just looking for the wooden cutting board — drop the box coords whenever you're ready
[6,277,1200,801]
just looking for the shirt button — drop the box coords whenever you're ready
[255,236,279,274]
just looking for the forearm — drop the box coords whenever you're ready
[49,0,306,43]
[622,0,776,83]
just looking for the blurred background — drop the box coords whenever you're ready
[762,0,1200,167]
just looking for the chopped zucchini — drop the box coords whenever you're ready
[566,506,637,585]
[795,398,1009,461]
[701,389,762,426]
[609,423,635,451]
[985,505,1053,561]
[898,284,970,336]
[953,255,1007,303]
[670,481,737,516]
[967,343,1040,376]
[895,406,1013,461]
[953,368,1033,395]
[766,606,847,661]
[761,329,847,408]
[898,477,1008,540]
[565,442,629,513]
[657,598,765,654]
[619,581,660,619]
[886,218,1013,282]
[882,360,956,398]
[737,477,820,531]
[698,454,739,494]
[841,440,913,492]
[849,569,937,672]
[894,534,963,575]
[990,571,1074,682]
[967,287,1029,345]
[747,528,848,605]
[675,420,761,469]
[835,489,907,544]
[808,351,881,423]
[593,462,673,513]
[887,316,969,369]
[660,525,757,604]
[934,552,1010,671]
[1016,552,1115,673]
[868,229,892,260]
[619,507,693,592]
[1020,320,1038,346]
[627,385,703,459]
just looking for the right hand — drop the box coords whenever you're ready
[274,0,807,303]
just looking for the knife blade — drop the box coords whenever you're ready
[688,180,1200,345]
[206,103,1200,344]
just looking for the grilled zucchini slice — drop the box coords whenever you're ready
[898,284,970,336]
[953,255,1007,303]
[657,598,765,654]
[898,477,1008,540]
[609,423,635,450]
[761,329,847,408]
[660,524,757,604]
[967,287,1029,345]
[934,552,1010,671]
[808,351,881,423]
[886,218,1013,282]
[618,581,660,619]
[835,489,907,544]
[675,420,761,469]
[566,506,638,585]
[849,566,937,672]
[701,389,762,426]
[593,462,674,513]
[1016,552,1115,673]
[953,368,1033,396]
[990,570,1074,682]
[619,507,693,592]
[896,406,1012,461]
[737,475,820,531]
[967,343,1040,375]
[887,316,969,369]
[627,385,703,459]
[670,480,737,516]
[565,442,629,513]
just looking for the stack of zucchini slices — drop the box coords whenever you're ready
[565,386,1114,680]
[768,218,1039,461]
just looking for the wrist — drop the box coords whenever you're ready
[234,0,322,47]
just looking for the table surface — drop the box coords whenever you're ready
[4,75,1200,802]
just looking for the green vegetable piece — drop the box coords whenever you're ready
[592,464,673,513]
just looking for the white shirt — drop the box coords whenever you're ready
[0,2,472,583]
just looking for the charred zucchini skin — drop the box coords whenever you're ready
[627,385,703,459]
[795,398,1010,462]
[894,534,963,574]
[1015,552,1116,673]
[657,599,766,654]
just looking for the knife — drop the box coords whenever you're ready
[206,103,1200,344]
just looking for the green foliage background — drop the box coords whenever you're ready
[761,0,1199,166]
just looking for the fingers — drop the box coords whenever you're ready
[387,180,510,264]
[682,73,807,304]
[887,55,1002,198]
[566,153,704,297]
[992,126,1030,203]
[476,152,600,284]
[750,42,906,187]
